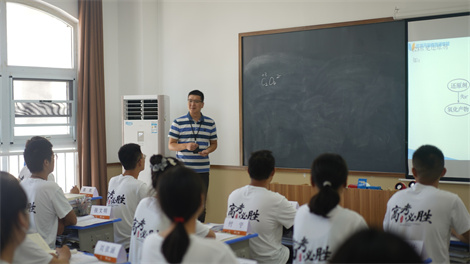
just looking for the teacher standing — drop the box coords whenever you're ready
[168,90,218,222]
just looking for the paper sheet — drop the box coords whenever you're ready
[215,232,238,241]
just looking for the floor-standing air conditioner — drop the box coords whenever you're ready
[122,95,170,186]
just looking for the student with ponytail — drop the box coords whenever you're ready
[129,155,215,264]
[141,166,237,263]
[292,154,367,264]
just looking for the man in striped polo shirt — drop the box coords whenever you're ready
[168,90,218,222]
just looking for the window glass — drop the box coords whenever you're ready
[13,79,72,100]
[14,126,70,136]
[12,79,73,137]
[6,2,73,68]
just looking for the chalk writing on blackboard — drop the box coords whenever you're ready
[445,78,470,116]
[261,72,282,87]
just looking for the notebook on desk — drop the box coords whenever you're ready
[27,233,56,254]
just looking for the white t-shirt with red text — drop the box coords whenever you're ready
[293,204,367,263]
[128,196,210,264]
[227,185,297,264]
[384,183,470,263]
[107,174,149,249]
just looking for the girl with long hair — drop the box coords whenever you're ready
[292,154,368,264]
[141,166,237,263]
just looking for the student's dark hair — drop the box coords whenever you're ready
[412,145,445,182]
[248,150,275,180]
[23,137,53,173]
[309,153,348,217]
[1,171,28,253]
[118,143,142,170]
[188,90,204,102]
[26,136,48,146]
[149,154,182,190]
[329,228,423,263]
[158,166,205,263]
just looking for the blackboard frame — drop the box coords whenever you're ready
[239,17,407,177]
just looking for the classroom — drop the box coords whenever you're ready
[95,0,470,224]
[1,0,469,263]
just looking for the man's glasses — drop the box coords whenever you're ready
[188,99,202,104]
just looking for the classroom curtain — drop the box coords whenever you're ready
[77,0,108,204]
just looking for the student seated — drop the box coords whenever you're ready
[0,171,71,264]
[18,137,55,182]
[13,235,71,264]
[383,145,470,263]
[329,228,423,263]
[1,171,30,263]
[107,143,149,250]
[128,155,215,264]
[141,166,237,263]
[293,153,367,264]
[20,138,77,249]
[226,150,297,264]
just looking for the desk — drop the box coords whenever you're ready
[65,218,121,253]
[217,233,258,259]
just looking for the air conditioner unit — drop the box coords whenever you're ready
[122,95,170,186]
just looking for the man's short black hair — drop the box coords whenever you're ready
[118,143,143,170]
[412,144,445,182]
[24,138,53,173]
[248,150,275,180]
[188,90,204,102]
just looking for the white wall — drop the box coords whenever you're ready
[42,0,78,19]
[102,0,470,164]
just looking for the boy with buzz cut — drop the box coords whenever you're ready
[20,137,77,249]
[226,150,297,264]
[107,143,149,250]
[383,145,470,263]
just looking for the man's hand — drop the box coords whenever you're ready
[199,149,210,157]
[186,142,199,152]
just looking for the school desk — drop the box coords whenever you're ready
[217,232,259,259]
[65,217,121,253]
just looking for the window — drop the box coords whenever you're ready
[0,0,78,191]
[7,2,74,68]
[12,79,75,138]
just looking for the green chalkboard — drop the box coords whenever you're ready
[240,18,407,173]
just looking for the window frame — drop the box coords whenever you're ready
[0,0,78,150]
[10,77,77,142]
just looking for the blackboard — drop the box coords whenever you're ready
[240,18,407,173]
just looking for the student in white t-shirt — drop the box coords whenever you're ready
[18,137,56,183]
[128,155,215,264]
[18,166,55,182]
[20,138,77,249]
[141,166,237,264]
[1,171,30,264]
[0,171,71,264]
[383,145,470,263]
[293,153,367,264]
[226,150,297,264]
[107,143,149,250]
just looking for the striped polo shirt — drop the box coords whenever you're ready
[168,112,217,173]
